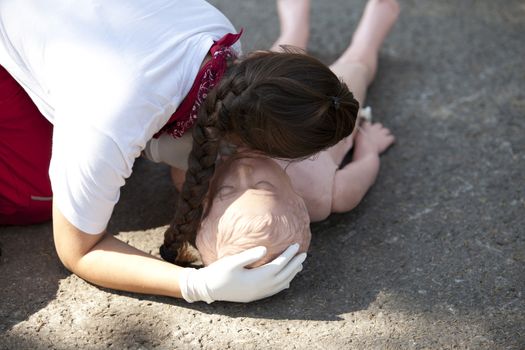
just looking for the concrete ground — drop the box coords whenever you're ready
[1,0,524,349]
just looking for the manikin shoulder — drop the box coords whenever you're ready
[275,152,338,222]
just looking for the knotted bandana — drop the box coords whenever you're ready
[154,30,243,139]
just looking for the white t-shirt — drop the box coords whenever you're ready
[0,0,240,234]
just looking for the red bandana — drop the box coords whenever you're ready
[154,30,243,139]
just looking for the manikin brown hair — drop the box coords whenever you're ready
[160,50,359,265]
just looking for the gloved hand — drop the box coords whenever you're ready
[179,243,307,303]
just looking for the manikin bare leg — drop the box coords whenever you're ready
[270,0,310,51]
[328,0,399,164]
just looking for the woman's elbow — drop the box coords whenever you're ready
[52,205,104,272]
[53,229,105,272]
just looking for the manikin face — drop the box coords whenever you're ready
[206,155,301,221]
[197,154,311,267]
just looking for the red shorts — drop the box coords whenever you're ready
[0,66,53,225]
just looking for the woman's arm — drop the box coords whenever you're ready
[53,203,184,297]
[53,203,306,302]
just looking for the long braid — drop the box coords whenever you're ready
[160,65,245,265]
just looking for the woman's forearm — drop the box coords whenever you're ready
[75,234,184,298]
[53,204,184,298]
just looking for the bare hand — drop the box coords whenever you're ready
[355,121,395,155]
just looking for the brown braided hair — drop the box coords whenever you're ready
[160,50,359,265]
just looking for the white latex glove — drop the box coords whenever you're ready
[179,243,307,303]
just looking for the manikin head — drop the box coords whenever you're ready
[196,154,311,268]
